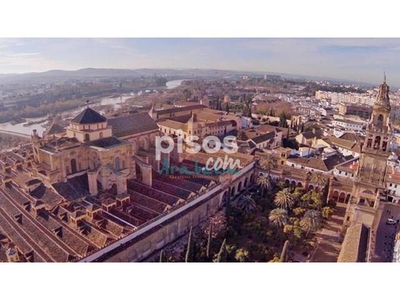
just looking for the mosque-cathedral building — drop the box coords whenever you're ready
[0,101,256,262]
[0,78,398,262]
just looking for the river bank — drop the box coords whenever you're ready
[0,79,185,137]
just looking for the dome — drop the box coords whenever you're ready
[71,107,107,124]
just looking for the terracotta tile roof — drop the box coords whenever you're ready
[385,169,400,184]
[89,136,122,148]
[71,107,107,124]
[0,214,33,258]
[156,119,187,131]
[301,129,324,139]
[108,112,159,137]
[338,223,368,262]
[339,132,363,142]
[153,171,207,193]
[127,180,181,206]
[251,131,276,145]
[255,124,296,137]
[155,104,206,116]
[0,188,70,261]
[287,154,353,172]
[174,101,201,107]
[330,176,353,191]
[46,123,66,135]
[45,136,80,150]
[127,190,168,214]
[152,179,196,200]
[164,114,193,123]
[28,183,63,209]
[326,136,361,153]
[335,160,359,173]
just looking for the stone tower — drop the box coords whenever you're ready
[31,129,43,164]
[187,113,199,137]
[344,76,392,228]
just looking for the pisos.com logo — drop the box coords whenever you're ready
[155,130,243,176]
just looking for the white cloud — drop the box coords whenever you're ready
[7,52,40,57]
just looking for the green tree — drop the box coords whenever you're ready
[292,187,305,202]
[274,188,294,210]
[310,172,327,189]
[256,175,271,197]
[321,178,330,207]
[292,207,306,216]
[300,209,323,237]
[236,194,257,214]
[235,248,250,262]
[322,206,334,219]
[279,112,287,128]
[276,181,287,190]
[268,208,288,228]
[237,130,248,141]
[310,192,323,209]
[300,192,312,208]
[269,255,281,262]
[260,156,277,178]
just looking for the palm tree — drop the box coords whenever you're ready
[321,177,331,206]
[260,156,277,178]
[257,175,271,197]
[300,209,323,237]
[269,208,288,228]
[310,192,323,209]
[236,194,257,214]
[274,188,294,210]
[310,172,327,190]
[292,187,305,203]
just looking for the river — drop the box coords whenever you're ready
[0,80,185,137]
[166,79,186,89]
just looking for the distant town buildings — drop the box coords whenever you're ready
[338,103,372,120]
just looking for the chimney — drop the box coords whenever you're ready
[6,247,20,262]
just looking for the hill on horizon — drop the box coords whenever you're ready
[0,67,380,88]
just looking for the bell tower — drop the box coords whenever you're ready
[344,75,392,228]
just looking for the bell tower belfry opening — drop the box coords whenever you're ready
[344,75,392,228]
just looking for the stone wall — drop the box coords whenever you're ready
[104,190,222,262]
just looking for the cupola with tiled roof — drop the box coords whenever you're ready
[66,102,112,143]
[71,107,107,124]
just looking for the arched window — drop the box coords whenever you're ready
[382,141,388,151]
[377,114,384,127]
[84,133,90,142]
[374,136,381,149]
[70,159,77,174]
[115,157,120,170]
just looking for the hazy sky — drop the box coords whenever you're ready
[0,38,399,85]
